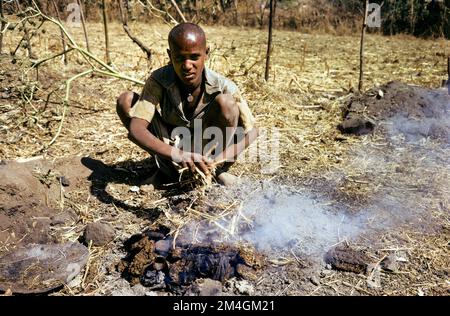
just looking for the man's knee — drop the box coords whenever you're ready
[117,91,140,130]
[116,91,134,115]
[214,93,239,121]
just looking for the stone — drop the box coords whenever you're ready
[381,253,399,273]
[131,284,147,296]
[58,176,70,187]
[338,116,375,135]
[234,279,254,296]
[185,278,223,296]
[83,222,115,246]
[310,276,320,286]
[324,246,369,274]
[154,239,172,256]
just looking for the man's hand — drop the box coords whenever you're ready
[175,151,214,176]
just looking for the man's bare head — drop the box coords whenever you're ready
[167,23,209,88]
[168,22,206,50]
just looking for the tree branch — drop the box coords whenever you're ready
[118,0,152,60]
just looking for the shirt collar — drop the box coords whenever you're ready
[154,64,221,95]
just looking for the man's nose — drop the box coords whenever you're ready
[182,59,192,71]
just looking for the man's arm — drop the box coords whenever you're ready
[129,118,214,175]
[214,127,259,164]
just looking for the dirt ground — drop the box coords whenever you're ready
[0,22,449,296]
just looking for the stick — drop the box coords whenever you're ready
[358,0,369,92]
[264,0,276,81]
[118,0,152,60]
[447,56,449,95]
[170,0,187,23]
[46,69,94,148]
[14,0,37,59]
[50,0,67,65]
[0,0,4,54]
[31,47,74,68]
[101,0,111,65]
[77,0,91,53]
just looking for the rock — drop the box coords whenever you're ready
[131,284,147,296]
[0,242,89,294]
[154,239,172,256]
[310,276,320,286]
[129,186,140,193]
[324,246,369,274]
[337,116,375,135]
[234,279,254,296]
[83,222,115,246]
[140,269,165,290]
[185,278,223,296]
[57,176,70,187]
[140,184,155,193]
[381,253,399,273]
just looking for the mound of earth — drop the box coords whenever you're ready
[0,157,93,253]
[339,81,450,142]
[0,157,100,293]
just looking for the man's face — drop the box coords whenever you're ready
[168,35,209,88]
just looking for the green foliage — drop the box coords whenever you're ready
[381,0,450,38]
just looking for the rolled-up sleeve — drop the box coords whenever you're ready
[128,76,162,123]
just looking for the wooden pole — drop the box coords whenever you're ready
[50,0,67,65]
[170,0,187,23]
[358,0,369,92]
[264,0,276,81]
[77,0,91,53]
[101,0,112,65]
[447,56,450,95]
[0,0,4,54]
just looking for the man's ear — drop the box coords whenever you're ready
[167,49,172,63]
[205,46,210,59]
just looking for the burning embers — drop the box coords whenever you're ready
[117,227,263,294]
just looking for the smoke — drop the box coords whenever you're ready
[177,88,449,259]
[384,88,450,146]
[239,184,366,256]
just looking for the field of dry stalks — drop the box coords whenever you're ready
[0,21,449,296]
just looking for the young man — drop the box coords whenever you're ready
[116,23,258,186]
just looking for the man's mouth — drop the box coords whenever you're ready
[182,73,196,80]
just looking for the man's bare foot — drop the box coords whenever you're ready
[216,172,240,186]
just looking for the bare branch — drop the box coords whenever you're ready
[77,0,91,53]
[50,0,67,65]
[0,0,4,54]
[265,0,276,81]
[118,0,152,60]
[170,0,187,23]
[101,0,112,65]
